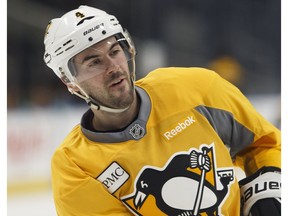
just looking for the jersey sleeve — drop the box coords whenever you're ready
[199,70,281,176]
[51,148,132,216]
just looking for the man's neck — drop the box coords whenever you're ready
[91,92,139,132]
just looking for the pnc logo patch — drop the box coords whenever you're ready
[97,162,129,194]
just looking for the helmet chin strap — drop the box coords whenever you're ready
[87,97,130,113]
[69,84,130,114]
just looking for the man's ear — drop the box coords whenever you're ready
[60,75,80,93]
[66,83,80,93]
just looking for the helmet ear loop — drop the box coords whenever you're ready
[119,28,136,80]
[59,73,79,94]
[68,78,102,110]
[68,79,88,99]
[59,72,86,99]
[129,49,136,83]
[67,82,80,94]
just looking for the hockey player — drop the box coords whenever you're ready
[43,5,281,216]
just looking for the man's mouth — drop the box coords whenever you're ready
[110,78,125,87]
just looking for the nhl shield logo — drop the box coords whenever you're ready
[129,124,145,140]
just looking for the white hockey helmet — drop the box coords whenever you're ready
[43,5,136,113]
[44,5,136,81]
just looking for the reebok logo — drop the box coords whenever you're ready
[164,116,196,140]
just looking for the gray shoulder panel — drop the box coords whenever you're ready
[195,105,254,158]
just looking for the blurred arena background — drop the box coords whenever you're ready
[7,0,281,215]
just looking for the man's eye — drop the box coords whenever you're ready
[110,49,121,57]
[88,59,101,67]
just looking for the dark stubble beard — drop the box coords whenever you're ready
[82,71,135,109]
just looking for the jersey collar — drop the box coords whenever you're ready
[80,86,151,143]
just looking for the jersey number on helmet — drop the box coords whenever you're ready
[75,12,85,18]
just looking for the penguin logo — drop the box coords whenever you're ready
[122,143,235,216]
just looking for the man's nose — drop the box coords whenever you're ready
[105,57,120,74]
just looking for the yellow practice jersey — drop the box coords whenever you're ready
[51,67,281,216]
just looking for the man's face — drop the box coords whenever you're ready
[72,36,135,109]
